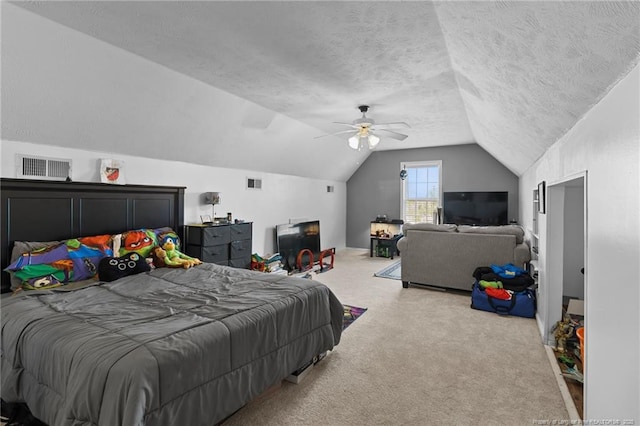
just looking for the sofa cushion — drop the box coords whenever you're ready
[403,223,457,233]
[457,225,524,244]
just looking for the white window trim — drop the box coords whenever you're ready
[400,160,442,223]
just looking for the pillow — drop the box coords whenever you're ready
[402,223,457,233]
[5,235,113,291]
[6,243,71,291]
[98,252,150,282]
[457,225,525,244]
[9,240,62,291]
[111,233,122,256]
[117,227,180,258]
[119,229,158,258]
[67,235,114,280]
[22,274,64,291]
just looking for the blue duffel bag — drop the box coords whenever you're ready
[470,281,536,318]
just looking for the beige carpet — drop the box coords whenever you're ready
[223,248,569,425]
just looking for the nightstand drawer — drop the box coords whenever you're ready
[229,256,251,269]
[201,244,229,263]
[230,223,252,241]
[187,244,229,264]
[230,240,251,259]
[187,226,231,246]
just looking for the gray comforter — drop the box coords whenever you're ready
[1,263,343,425]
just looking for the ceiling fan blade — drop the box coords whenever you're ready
[314,129,358,139]
[332,121,359,128]
[373,122,411,130]
[377,129,409,141]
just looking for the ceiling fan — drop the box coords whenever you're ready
[316,105,410,150]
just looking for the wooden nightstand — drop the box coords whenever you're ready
[185,222,252,269]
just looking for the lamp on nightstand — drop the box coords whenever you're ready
[204,192,221,222]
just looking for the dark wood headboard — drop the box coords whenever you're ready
[1,178,185,293]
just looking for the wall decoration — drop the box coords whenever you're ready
[538,181,546,214]
[100,159,126,185]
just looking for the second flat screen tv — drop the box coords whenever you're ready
[276,220,321,271]
[443,191,508,226]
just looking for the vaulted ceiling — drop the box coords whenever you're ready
[4,1,639,181]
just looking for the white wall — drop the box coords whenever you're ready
[1,140,347,256]
[520,63,639,421]
[1,3,347,255]
[1,3,363,182]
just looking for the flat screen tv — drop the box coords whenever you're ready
[443,191,508,226]
[275,220,321,271]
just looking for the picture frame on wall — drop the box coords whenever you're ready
[100,159,126,185]
[538,181,546,214]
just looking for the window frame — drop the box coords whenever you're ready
[400,160,442,224]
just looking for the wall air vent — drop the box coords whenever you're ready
[327,185,334,193]
[17,154,71,181]
[247,177,262,190]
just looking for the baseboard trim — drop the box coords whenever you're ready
[544,345,581,421]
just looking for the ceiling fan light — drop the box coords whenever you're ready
[368,134,380,148]
[348,135,360,150]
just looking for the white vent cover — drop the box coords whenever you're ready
[247,177,262,190]
[16,154,71,181]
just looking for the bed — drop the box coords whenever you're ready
[1,178,343,425]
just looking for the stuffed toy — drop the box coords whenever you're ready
[552,313,575,353]
[151,246,168,268]
[98,252,150,282]
[154,236,202,269]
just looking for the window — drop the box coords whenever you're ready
[401,161,442,224]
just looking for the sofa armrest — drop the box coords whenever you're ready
[396,236,408,253]
[514,242,531,266]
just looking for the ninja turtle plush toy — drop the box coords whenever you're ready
[98,252,150,282]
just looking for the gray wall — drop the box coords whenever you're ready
[346,143,519,248]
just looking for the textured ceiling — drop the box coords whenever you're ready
[5,1,640,179]
[435,1,640,174]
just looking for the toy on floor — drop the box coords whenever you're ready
[552,313,575,353]
[557,354,575,368]
[154,236,202,269]
[562,366,584,384]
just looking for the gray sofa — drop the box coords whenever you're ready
[396,224,530,291]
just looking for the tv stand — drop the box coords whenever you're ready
[370,235,401,259]
[370,220,403,259]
